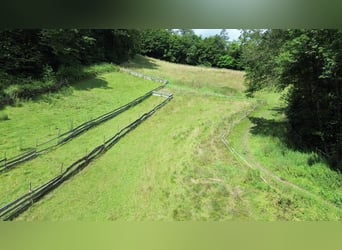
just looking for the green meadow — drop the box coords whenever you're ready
[1,56,341,220]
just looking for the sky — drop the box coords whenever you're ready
[192,29,241,41]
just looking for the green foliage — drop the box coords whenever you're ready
[0,30,44,77]
[240,29,287,93]
[217,55,237,69]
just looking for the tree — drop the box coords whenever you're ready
[0,29,44,77]
[140,29,172,59]
[240,29,287,93]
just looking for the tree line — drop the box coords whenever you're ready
[240,29,342,169]
[140,29,242,69]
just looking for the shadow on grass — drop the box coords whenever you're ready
[121,55,159,70]
[249,116,288,140]
[73,78,112,91]
[247,107,329,168]
[31,78,111,105]
[0,62,118,109]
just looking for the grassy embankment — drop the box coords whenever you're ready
[3,55,341,220]
[0,66,162,207]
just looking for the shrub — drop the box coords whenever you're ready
[217,55,237,69]
[42,65,56,82]
[4,79,57,99]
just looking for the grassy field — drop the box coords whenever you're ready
[0,71,159,160]
[2,55,341,221]
[0,95,164,207]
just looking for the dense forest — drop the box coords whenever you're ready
[0,29,341,169]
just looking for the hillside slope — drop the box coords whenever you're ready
[9,56,342,220]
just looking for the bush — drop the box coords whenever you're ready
[217,55,237,69]
[4,79,57,99]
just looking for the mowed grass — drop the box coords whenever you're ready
[0,95,164,207]
[8,55,342,221]
[0,71,160,160]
